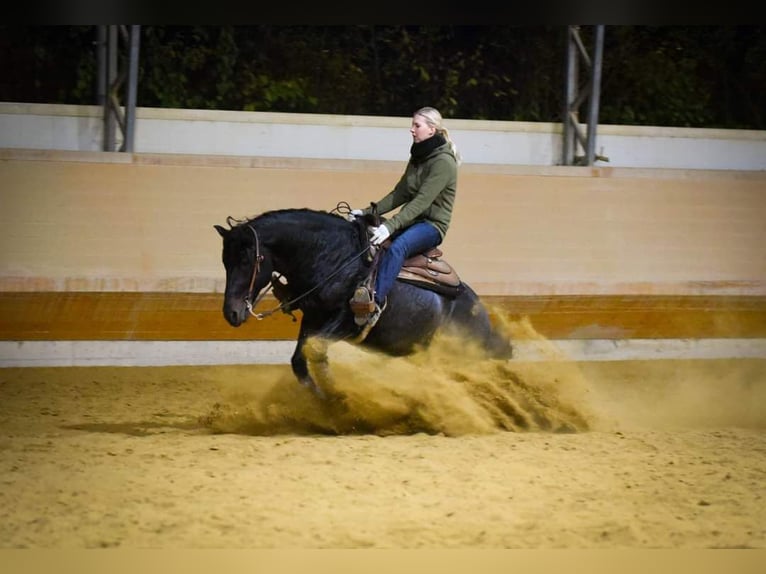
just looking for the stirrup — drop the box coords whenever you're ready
[351,298,387,344]
[350,285,375,326]
[368,301,384,328]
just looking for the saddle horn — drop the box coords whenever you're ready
[370,202,381,227]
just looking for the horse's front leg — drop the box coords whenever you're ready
[303,335,332,388]
[291,323,327,399]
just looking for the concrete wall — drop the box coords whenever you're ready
[2,102,766,171]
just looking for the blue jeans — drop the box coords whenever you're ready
[374,221,441,305]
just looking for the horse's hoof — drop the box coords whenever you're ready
[300,378,326,399]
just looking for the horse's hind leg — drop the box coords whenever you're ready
[451,292,513,359]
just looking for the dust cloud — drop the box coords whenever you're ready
[201,311,766,436]
[580,358,766,431]
[201,316,598,436]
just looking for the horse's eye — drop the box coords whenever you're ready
[240,247,256,266]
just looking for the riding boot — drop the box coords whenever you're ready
[349,284,375,326]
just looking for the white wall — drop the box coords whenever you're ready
[2,102,765,171]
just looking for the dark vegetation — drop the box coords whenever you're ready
[1,26,764,129]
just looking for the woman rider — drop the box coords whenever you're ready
[349,106,461,327]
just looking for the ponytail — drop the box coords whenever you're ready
[414,106,462,166]
[439,126,462,166]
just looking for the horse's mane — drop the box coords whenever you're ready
[227,208,347,232]
[225,208,367,260]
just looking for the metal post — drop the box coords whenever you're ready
[562,25,607,166]
[585,25,604,166]
[100,25,140,153]
[103,25,118,152]
[563,27,578,166]
[122,25,141,152]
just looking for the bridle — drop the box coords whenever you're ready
[243,225,268,318]
[241,223,372,320]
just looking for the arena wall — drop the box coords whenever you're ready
[2,103,766,171]
[1,150,764,366]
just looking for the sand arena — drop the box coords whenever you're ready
[1,316,764,549]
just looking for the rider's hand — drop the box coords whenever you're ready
[346,208,364,222]
[370,225,391,246]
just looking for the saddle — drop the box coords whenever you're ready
[348,210,462,326]
[397,247,462,296]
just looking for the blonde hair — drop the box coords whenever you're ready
[414,106,462,166]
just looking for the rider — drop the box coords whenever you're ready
[349,106,461,327]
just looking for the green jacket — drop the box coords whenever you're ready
[365,141,457,240]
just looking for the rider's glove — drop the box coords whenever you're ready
[346,208,364,222]
[370,225,391,246]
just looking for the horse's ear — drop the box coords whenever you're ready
[214,225,227,238]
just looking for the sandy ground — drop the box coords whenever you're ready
[0,326,765,550]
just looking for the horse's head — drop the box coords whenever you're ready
[214,220,273,327]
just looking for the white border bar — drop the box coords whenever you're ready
[1,339,764,368]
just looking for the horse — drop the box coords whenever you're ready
[214,207,513,397]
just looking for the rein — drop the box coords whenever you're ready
[243,223,372,320]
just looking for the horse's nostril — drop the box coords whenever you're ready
[224,308,239,326]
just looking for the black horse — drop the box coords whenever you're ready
[215,207,512,396]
